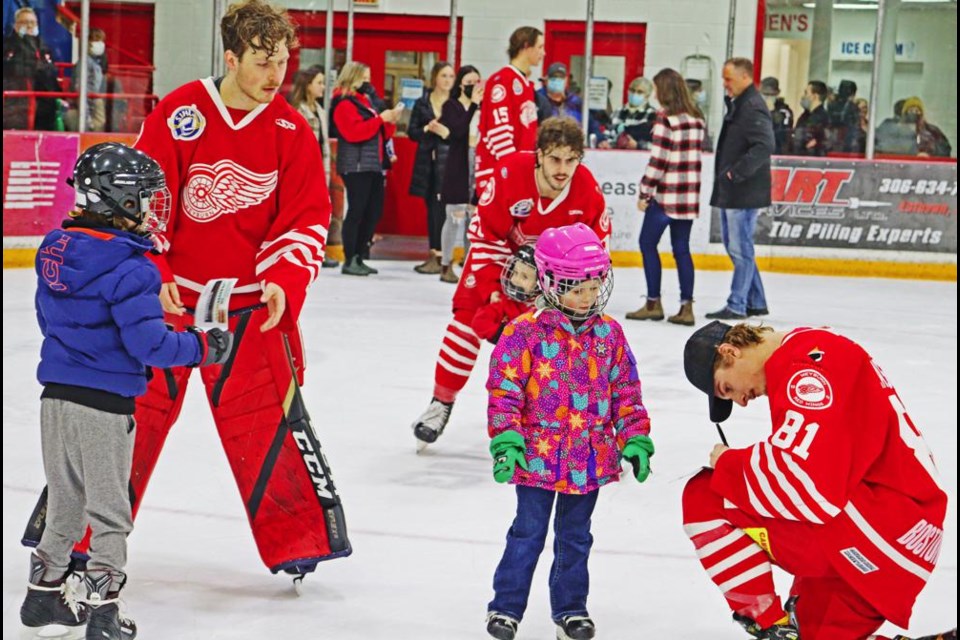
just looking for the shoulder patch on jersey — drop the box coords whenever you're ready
[510,198,534,218]
[787,368,833,410]
[167,104,206,141]
[275,118,296,130]
[519,100,538,126]
[478,177,496,206]
[181,159,278,223]
[512,78,524,95]
[491,84,507,104]
[465,274,477,288]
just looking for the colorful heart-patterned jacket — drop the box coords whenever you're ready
[486,305,651,494]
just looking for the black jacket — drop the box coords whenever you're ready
[407,92,450,199]
[711,84,775,209]
[791,105,830,156]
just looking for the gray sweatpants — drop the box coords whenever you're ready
[36,398,135,581]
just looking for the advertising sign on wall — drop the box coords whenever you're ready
[709,158,957,254]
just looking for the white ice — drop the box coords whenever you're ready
[3,264,957,639]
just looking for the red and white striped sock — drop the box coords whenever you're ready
[684,519,786,628]
[433,314,481,403]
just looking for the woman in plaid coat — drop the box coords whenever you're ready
[625,68,706,326]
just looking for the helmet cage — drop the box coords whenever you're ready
[541,269,614,320]
[500,245,539,302]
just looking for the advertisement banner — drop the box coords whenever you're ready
[2,131,80,243]
[710,158,957,253]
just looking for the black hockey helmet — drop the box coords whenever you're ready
[500,243,539,302]
[68,142,171,234]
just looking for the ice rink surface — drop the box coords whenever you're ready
[3,264,956,639]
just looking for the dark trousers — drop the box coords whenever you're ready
[639,200,695,302]
[424,189,446,252]
[489,485,599,622]
[341,171,385,262]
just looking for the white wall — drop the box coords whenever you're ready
[150,0,759,135]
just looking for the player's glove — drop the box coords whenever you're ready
[489,430,529,483]
[622,435,655,483]
[187,327,235,367]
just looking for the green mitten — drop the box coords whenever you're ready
[622,435,655,483]
[490,430,529,483]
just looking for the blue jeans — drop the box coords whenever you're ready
[489,485,599,622]
[638,200,694,302]
[719,208,767,315]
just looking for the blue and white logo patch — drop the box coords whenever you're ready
[510,198,534,218]
[167,104,206,141]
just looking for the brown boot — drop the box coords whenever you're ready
[625,298,664,321]
[667,301,695,326]
[414,253,442,274]
[439,264,459,283]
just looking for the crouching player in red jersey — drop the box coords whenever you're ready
[681,321,953,640]
[411,117,611,449]
[20,0,349,583]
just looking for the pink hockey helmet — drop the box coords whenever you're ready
[534,223,613,319]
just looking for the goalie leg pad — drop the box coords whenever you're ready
[201,307,351,571]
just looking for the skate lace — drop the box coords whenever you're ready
[87,591,134,625]
[422,400,452,428]
[61,574,85,622]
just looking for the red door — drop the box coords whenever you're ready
[544,21,647,107]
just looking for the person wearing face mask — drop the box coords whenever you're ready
[437,64,484,283]
[760,77,793,155]
[790,81,830,157]
[686,78,715,151]
[536,62,602,143]
[825,79,860,153]
[64,28,107,132]
[2,7,59,130]
[610,76,657,150]
[901,97,952,158]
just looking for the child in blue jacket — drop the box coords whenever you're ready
[20,142,232,640]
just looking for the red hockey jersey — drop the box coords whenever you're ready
[475,65,538,194]
[711,328,947,627]
[455,151,609,311]
[135,78,331,328]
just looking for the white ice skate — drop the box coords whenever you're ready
[412,398,454,453]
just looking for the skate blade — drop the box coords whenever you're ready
[293,574,305,597]
[20,625,85,640]
[415,439,430,454]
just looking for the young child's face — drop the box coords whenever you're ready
[558,278,601,315]
[509,261,537,296]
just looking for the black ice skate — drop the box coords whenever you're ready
[556,615,596,640]
[486,611,519,640]
[20,552,87,634]
[412,397,454,452]
[84,570,137,640]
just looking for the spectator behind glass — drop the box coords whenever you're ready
[902,96,952,158]
[437,64,484,284]
[852,97,868,154]
[408,61,456,275]
[610,76,656,150]
[790,80,829,156]
[686,78,714,151]
[760,76,793,155]
[625,68,705,327]
[874,99,915,155]
[825,79,860,152]
[288,65,341,269]
[64,28,107,132]
[331,61,404,276]
[2,7,60,130]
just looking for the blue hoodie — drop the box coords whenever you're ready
[35,222,203,398]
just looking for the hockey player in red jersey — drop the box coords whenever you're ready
[412,117,610,447]
[681,321,950,640]
[124,0,344,577]
[475,26,544,195]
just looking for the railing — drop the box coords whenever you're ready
[3,89,159,132]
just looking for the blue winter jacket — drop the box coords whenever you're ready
[35,222,203,398]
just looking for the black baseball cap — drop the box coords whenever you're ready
[683,321,734,423]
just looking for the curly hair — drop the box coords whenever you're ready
[537,116,585,157]
[221,0,298,59]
